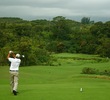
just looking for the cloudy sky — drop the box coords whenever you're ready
[0,0,110,22]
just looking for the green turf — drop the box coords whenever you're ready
[0,53,110,100]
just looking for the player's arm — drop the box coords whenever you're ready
[7,53,10,59]
[7,51,16,59]
[12,52,16,58]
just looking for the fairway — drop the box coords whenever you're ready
[0,53,110,100]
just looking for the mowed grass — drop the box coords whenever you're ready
[0,53,110,100]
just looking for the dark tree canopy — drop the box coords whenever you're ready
[0,16,110,66]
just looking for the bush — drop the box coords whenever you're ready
[82,67,110,76]
[82,67,99,74]
[99,70,110,76]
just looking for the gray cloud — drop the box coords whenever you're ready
[0,0,110,21]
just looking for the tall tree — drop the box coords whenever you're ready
[81,17,90,24]
[51,16,71,40]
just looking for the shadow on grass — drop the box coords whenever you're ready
[18,88,35,95]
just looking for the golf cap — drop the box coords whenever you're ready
[16,54,20,58]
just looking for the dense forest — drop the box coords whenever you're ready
[0,16,110,66]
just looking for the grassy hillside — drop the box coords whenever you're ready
[0,53,110,100]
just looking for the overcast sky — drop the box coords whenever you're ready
[0,0,110,22]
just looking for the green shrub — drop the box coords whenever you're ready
[82,67,99,74]
[99,70,110,76]
[82,67,110,76]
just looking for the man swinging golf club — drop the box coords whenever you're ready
[7,51,21,95]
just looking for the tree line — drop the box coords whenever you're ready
[0,16,110,66]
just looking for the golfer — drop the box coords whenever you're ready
[7,51,21,95]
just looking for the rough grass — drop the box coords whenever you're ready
[0,53,110,100]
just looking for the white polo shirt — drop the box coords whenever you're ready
[8,58,21,71]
